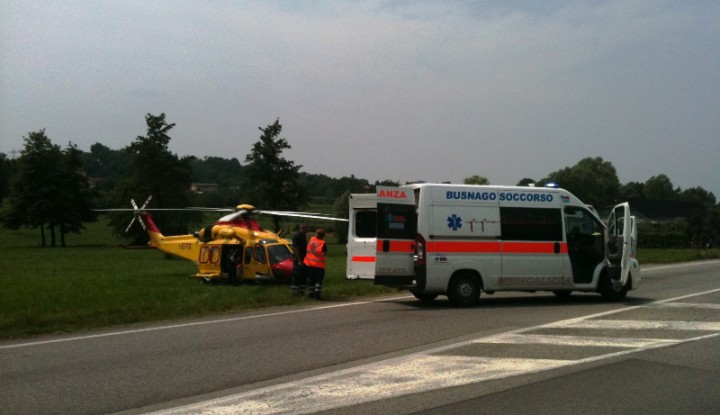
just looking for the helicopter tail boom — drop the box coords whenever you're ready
[139,212,165,248]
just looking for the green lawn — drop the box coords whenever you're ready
[1,220,717,340]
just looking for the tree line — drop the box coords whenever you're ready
[1,114,718,248]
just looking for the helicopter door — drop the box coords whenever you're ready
[605,202,632,287]
[251,244,271,277]
[375,186,417,287]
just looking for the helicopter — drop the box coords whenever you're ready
[98,196,347,284]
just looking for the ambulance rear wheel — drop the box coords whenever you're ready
[448,273,480,307]
[412,291,438,304]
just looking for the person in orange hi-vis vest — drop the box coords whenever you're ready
[303,228,327,299]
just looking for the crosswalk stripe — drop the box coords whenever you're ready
[149,291,720,415]
[548,319,720,331]
[644,302,720,310]
[476,333,678,348]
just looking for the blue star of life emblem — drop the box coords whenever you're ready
[447,214,462,231]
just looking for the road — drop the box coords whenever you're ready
[1,261,718,414]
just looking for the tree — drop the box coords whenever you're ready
[80,143,130,202]
[376,179,400,187]
[110,113,198,243]
[53,143,98,246]
[644,174,678,200]
[0,153,10,203]
[543,157,620,208]
[4,130,62,245]
[681,187,718,247]
[244,119,304,230]
[463,175,490,185]
[333,190,351,244]
[4,130,96,246]
[516,178,535,187]
[619,181,645,200]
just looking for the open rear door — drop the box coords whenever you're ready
[346,193,377,280]
[374,186,417,287]
[605,202,632,287]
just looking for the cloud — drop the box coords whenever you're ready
[1,0,718,196]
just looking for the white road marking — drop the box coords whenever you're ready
[645,302,720,310]
[477,333,677,348]
[642,259,720,271]
[550,319,720,331]
[149,287,720,415]
[189,356,570,415]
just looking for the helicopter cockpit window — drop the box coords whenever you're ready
[267,245,293,265]
[253,245,267,264]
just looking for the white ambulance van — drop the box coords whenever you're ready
[347,183,639,307]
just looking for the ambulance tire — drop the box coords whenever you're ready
[599,270,629,302]
[412,291,439,304]
[552,290,572,298]
[447,273,481,307]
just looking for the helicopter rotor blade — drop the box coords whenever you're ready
[94,199,348,223]
[125,217,135,233]
[139,195,152,210]
[256,210,348,222]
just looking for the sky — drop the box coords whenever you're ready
[1,0,719,197]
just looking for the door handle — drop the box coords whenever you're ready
[554,242,560,254]
[383,240,390,253]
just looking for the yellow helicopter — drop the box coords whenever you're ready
[100,196,347,283]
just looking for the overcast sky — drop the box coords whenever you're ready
[2,0,718,197]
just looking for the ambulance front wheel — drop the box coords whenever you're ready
[599,270,630,302]
[447,272,481,307]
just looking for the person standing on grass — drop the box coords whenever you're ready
[291,223,309,296]
[303,228,327,299]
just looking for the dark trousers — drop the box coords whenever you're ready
[291,263,306,295]
[306,266,325,297]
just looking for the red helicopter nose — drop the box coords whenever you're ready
[272,259,294,280]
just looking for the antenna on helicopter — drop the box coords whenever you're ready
[126,195,153,232]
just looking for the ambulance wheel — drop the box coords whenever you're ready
[448,273,480,307]
[412,291,438,304]
[599,271,629,302]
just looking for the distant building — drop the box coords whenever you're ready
[191,183,218,194]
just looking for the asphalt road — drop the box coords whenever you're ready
[1,261,718,414]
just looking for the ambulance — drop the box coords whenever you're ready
[346,183,639,306]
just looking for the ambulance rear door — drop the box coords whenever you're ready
[346,193,377,280]
[374,186,417,287]
[605,202,632,287]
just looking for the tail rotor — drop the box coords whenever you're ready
[126,195,153,233]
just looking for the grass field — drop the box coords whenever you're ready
[1,219,718,340]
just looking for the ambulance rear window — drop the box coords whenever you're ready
[377,203,416,240]
[354,210,376,238]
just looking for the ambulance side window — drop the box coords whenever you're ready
[565,207,603,239]
[500,207,563,241]
[354,210,376,238]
